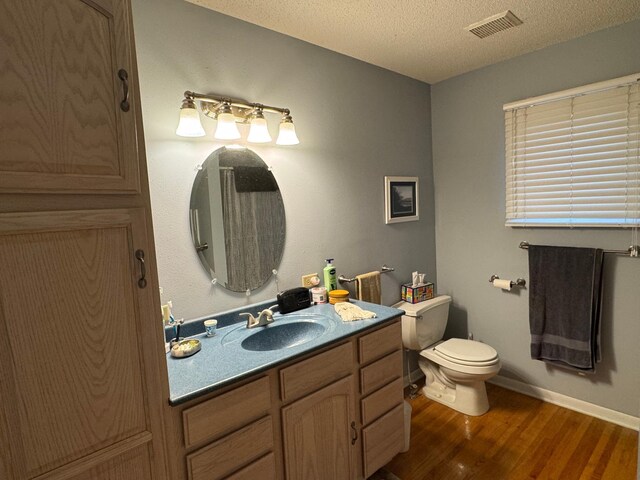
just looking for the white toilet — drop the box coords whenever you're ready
[395,295,501,416]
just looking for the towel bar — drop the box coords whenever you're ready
[338,265,394,284]
[519,241,639,257]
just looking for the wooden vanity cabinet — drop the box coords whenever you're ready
[279,319,405,479]
[186,416,275,480]
[179,376,276,480]
[0,1,170,479]
[167,317,404,480]
[167,374,280,480]
[358,321,405,478]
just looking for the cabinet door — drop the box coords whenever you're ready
[0,208,167,479]
[282,375,356,480]
[0,0,141,194]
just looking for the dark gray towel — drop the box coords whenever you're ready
[528,245,604,372]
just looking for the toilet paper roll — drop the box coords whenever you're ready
[492,279,512,291]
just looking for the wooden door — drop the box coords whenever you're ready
[281,376,356,480]
[0,0,141,194]
[0,208,168,479]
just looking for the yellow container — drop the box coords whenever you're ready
[328,289,350,305]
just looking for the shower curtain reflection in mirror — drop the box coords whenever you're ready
[190,147,286,292]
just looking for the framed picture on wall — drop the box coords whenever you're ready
[384,176,419,224]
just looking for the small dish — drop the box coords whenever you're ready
[170,339,201,358]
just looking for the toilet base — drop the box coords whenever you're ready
[422,380,490,416]
[420,359,491,416]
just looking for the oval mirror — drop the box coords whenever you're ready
[189,146,286,292]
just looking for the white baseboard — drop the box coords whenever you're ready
[489,375,639,431]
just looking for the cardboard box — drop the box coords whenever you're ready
[401,282,434,304]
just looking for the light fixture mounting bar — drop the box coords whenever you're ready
[177,90,299,145]
[184,91,290,120]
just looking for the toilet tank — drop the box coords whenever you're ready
[393,295,452,350]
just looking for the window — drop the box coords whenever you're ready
[504,74,639,227]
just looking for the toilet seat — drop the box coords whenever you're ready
[420,339,501,375]
[434,339,498,367]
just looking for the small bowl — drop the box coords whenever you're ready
[170,339,201,358]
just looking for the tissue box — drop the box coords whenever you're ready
[401,282,434,304]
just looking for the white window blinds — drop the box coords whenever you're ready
[504,74,640,227]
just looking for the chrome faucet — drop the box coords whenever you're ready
[240,305,279,329]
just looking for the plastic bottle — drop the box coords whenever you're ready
[323,259,337,292]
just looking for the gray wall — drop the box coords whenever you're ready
[131,0,435,320]
[432,20,640,416]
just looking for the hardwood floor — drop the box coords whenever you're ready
[384,384,638,479]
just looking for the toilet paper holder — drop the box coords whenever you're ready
[489,275,526,288]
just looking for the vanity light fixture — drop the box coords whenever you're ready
[276,114,299,146]
[246,109,272,143]
[175,98,206,137]
[175,91,299,145]
[213,102,241,140]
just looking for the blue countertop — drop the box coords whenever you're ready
[166,301,404,405]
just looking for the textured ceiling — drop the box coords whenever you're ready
[185,0,640,84]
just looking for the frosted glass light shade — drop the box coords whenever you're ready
[214,112,241,140]
[247,117,272,143]
[276,118,299,145]
[176,106,205,137]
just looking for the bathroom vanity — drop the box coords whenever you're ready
[163,302,405,480]
[169,131,408,478]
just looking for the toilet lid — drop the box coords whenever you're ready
[434,339,498,364]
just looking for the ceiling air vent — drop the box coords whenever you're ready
[465,10,522,39]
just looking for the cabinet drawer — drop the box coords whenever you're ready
[362,404,404,478]
[359,320,402,364]
[280,342,353,403]
[360,350,402,396]
[224,453,276,480]
[183,376,270,449]
[187,416,273,480]
[361,377,403,426]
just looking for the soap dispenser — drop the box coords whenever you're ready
[323,259,337,292]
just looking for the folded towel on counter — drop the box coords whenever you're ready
[356,271,381,304]
[528,245,604,373]
[334,302,377,322]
